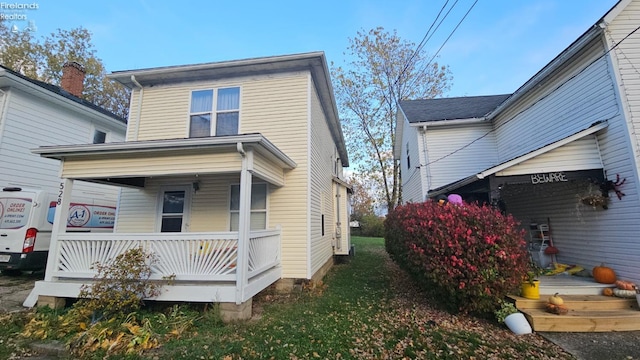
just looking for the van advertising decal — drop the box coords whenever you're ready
[48,202,116,229]
[0,197,33,229]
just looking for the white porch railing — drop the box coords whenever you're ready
[52,229,281,284]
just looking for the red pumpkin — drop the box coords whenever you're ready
[592,263,617,284]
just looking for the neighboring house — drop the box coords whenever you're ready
[26,52,351,320]
[0,63,127,192]
[396,0,640,284]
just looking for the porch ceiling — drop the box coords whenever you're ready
[32,134,296,188]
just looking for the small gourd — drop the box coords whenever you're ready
[602,287,614,296]
[592,263,617,284]
[615,280,636,290]
[613,288,636,298]
[548,293,564,306]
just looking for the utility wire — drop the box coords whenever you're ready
[421,23,640,167]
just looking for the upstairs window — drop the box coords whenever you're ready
[406,143,411,169]
[189,87,240,137]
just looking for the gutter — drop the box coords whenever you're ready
[410,117,488,128]
[130,75,143,141]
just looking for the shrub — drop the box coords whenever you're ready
[359,214,385,237]
[78,247,163,318]
[384,201,529,314]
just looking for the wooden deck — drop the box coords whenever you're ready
[509,275,640,332]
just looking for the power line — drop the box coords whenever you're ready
[421,23,640,167]
[405,0,479,92]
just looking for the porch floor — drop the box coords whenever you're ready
[510,275,640,332]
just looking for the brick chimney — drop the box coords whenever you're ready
[60,61,85,97]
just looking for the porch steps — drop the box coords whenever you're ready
[509,295,640,332]
[538,275,611,295]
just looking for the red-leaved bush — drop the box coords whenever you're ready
[384,201,529,314]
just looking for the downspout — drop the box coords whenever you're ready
[420,125,431,200]
[335,182,342,251]
[130,75,143,141]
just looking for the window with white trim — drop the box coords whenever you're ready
[158,188,189,232]
[229,183,267,231]
[189,87,240,137]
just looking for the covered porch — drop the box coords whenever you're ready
[26,134,296,313]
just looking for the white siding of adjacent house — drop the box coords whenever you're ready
[496,136,603,176]
[424,122,498,190]
[493,38,617,161]
[0,87,124,199]
[493,29,640,283]
[399,115,425,203]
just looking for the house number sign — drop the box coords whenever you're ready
[531,172,568,184]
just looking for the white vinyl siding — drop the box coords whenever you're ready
[400,116,426,203]
[496,136,603,176]
[493,38,616,161]
[0,87,124,199]
[491,29,640,283]
[425,122,498,190]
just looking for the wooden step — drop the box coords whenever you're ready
[538,275,611,295]
[523,308,640,332]
[509,294,639,311]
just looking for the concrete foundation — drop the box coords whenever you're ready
[37,296,65,309]
[219,299,252,322]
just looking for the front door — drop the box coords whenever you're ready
[158,186,190,232]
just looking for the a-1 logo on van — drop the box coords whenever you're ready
[68,204,91,227]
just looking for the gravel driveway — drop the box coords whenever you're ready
[0,271,42,313]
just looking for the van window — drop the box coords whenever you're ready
[0,197,33,229]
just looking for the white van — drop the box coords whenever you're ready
[0,187,116,274]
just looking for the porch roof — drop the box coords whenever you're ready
[428,121,608,197]
[32,133,296,188]
[33,133,295,168]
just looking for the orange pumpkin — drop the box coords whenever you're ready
[592,263,617,284]
[602,288,614,296]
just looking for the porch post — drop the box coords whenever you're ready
[236,145,253,304]
[44,178,73,282]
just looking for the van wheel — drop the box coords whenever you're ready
[1,269,22,276]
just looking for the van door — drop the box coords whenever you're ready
[0,190,47,271]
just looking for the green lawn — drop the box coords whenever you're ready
[0,237,575,359]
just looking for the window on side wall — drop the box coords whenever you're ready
[189,87,240,137]
[93,129,107,144]
[229,183,267,231]
[406,143,411,169]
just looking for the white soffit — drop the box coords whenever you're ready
[496,135,603,176]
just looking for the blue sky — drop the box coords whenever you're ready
[3,0,619,97]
